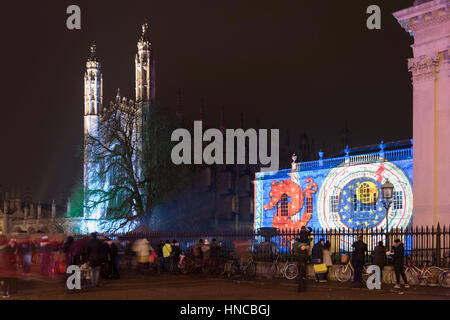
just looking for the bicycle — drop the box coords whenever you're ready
[228,255,256,280]
[438,270,450,288]
[178,252,201,274]
[266,254,298,280]
[335,258,371,282]
[390,261,444,286]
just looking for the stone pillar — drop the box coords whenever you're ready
[394,0,450,227]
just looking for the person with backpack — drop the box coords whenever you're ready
[389,239,410,289]
[351,235,367,285]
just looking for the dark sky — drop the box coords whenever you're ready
[0,0,414,203]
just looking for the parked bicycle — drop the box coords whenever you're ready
[335,255,370,282]
[390,261,444,286]
[177,251,200,274]
[228,255,256,280]
[266,254,298,280]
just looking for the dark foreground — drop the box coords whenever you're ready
[4,273,450,300]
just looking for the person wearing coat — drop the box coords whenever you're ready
[322,241,333,280]
[373,241,386,279]
[0,236,18,298]
[133,238,151,274]
[390,239,409,289]
[311,239,325,282]
[86,232,103,287]
[351,235,367,285]
[162,240,172,272]
[297,245,309,292]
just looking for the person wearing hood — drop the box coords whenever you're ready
[390,239,410,289]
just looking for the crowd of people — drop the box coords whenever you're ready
[0,228,414,297]
[291,226,410,291]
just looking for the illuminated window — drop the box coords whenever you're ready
[307,197,313,214]
[393,191,403,210]
[358,182,374,211]
[277,193,289,217]
[330,195,339,213]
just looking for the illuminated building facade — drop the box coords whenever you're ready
[254,141,414,232]
[82,22,155,232]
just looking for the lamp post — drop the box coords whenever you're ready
[381,179,394,248]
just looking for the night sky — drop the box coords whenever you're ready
[0,0,414,203]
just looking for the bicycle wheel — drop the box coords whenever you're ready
[178,261,188,274]
[438,271,450,288]
[426,266,443,285]
[405,269,418,285]
[284,263,299,280]
[335,265,352,282]
[244,262,256,279]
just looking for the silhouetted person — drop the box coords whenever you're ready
[352,235,367,285]
[390,239,409,289]
[86,232,103,287]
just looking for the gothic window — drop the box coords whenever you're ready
[393,191,403,210]
[330,195,339,213]
[277,193,289,217]
[358,182,371,211]
[306,197,313,214]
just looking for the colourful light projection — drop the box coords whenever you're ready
[254,153,413,233]
[263,175,317,229]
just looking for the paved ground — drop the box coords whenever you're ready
[4,273,450,300]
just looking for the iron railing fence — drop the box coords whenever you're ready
[72,224,450,267]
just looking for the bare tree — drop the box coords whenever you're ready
[84,99,190,231]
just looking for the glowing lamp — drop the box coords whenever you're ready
[381,180,394,199]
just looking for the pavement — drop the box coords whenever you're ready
[3,272,450,300]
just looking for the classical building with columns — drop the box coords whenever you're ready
[394,0,449,227]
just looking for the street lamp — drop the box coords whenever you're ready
[381,179,394,248]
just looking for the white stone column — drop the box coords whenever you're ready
[394,0,450,227]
